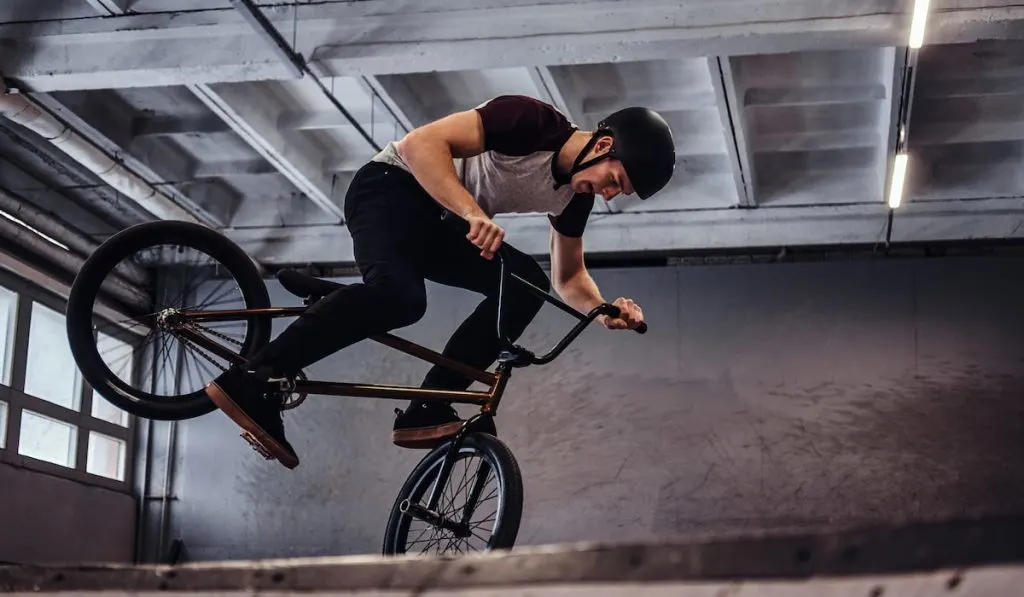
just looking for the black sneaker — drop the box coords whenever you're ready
[392,402,463,449]
[205,367,299,469]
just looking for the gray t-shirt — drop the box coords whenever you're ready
[372,95,595,237]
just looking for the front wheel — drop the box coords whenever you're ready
[382,432,523,556]
[66,220,272,421]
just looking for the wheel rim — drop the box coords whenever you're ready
[396,444,506,555]
[85,242,254,404]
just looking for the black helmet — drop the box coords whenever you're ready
[567,107,676,199]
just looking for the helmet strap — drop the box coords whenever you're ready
[553,131,613,190]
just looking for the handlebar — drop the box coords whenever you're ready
[439,210,647,366]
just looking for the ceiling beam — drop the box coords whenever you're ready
[745,84,889,107]
[581,90,717,117]
[188,82,344,221]
[277,110,374,132]
[225,197,1024,266]
[753,129,882,153]
[356,75,424,134]
[529,66,581,123]
[274,76,423,137]
[912,121,1024,145]
[7,2,1024,91]
[708,56,756,208]
[322,156,371,175]
[192,159,278,179]
[131,114,232,137]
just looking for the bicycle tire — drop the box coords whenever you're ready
[382,432,523,556]
[66,220,272,421]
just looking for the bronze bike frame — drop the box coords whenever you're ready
[169,238,643,418]
[174,304,511,413]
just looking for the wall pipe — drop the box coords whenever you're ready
[0,82,202,224]
[0,209,150,311]
[0,186,150,288]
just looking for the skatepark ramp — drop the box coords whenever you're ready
[2,514,1022,596]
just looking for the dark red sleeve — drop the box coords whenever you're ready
[474,95,575,156]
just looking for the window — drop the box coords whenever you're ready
[87,431,126,481]
[0,271,138,491]
[0,401,7,450]
[18,410,77,468]
[24,302,83,411]
[0,285,16,385]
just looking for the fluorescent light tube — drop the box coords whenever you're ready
[909,0,930,48]
[888,153,909,209]
[0,208,70,251]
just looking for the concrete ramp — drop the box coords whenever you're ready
[2,514,1023,596]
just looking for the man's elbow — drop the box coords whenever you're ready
[396,128,439,164]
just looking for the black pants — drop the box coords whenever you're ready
[247,161,550,394]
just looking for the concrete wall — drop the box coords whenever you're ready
[162,255,1024,561]
[0,463,136,564]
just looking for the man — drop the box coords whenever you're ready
[205,95,676,469]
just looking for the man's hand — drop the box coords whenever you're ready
[598,297,644,331]
[465,213,505,260]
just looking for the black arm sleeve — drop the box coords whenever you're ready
[548,193,594,238]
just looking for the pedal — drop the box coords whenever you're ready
[240,431,274,460]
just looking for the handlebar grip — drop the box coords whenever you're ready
[601,304,648,335]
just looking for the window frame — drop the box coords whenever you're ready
[0,265,143,494]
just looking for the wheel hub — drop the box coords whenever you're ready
[156,307,182,330]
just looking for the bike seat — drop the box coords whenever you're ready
[276,269,346,300]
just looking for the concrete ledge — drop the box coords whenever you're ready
[2,514,1023,595]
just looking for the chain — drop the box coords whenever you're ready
[194,322,244,348]
[176,324,230,374]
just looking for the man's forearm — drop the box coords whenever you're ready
[555,268,606,315]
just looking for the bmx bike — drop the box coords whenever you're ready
[64,217,646,557]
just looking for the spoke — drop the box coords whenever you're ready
[469,514,497,529]
[156,335,177,386]
[453,458,475,498]
[183,342,199,394]
[194,281,241,310]
[408,521,432,547]
[477,486,499,504]
[96,316,152,335]
[193,278,230,309]
[441,532,460,554]
[163,252,210,309]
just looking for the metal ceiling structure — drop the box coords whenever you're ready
[1,0,1024,274]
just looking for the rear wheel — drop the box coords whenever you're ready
[382,432,523,556]
[66,220,272,421]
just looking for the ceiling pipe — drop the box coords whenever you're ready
[0,186,150,288]
[0,82,202,224]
